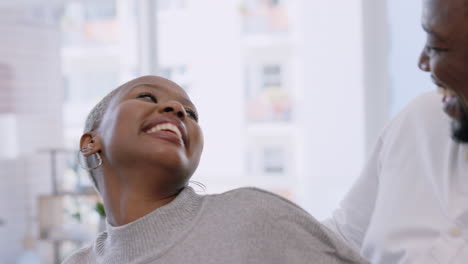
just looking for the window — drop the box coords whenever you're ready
[262,64,282,87]
[270,0,281,7]
[64,71,119,103]
[157,0,187,11]
[247,137,290,177]
[60,0,138,150]
[241,0,289,34]
[246,63,292,122]
[84,1,116,21]
[263,146,285,174]
[61,0,119,46]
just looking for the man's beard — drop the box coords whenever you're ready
[451,104,468,143]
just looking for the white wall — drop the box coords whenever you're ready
[297,0,432,220]
[387,0,431,115]
[362,0,391,152]
[299,0,366,219]
[0,115,18,159]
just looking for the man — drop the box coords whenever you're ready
[325,0,468,263]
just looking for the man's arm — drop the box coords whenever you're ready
[323,135,383,251]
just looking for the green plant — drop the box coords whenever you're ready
[94,201,106,218]
[71,212,81,222]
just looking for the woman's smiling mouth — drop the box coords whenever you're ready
[146,123,182,138]
[145,125,184,146]
[142,117,187,146]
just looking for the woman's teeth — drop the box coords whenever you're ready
[146,123,182,138]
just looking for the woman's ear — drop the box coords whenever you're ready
[80,132,103,157]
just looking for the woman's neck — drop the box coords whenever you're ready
[98,171,184,226]
[104,190,179,226]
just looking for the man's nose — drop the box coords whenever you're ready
[418,49,430,72]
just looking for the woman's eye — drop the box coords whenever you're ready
[186,109,198,121]
[137,93,157,103]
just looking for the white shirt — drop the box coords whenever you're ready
[325,91,468,264]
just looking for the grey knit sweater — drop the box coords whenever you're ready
[62,187,368,264]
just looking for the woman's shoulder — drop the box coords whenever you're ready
[61,230,109,263]
[218,187,303,208]
[61,244,94,264]
[202,188,367,262]
[204,187,314,221]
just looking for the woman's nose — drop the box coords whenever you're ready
[159,101,186,119]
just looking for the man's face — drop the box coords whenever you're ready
[419,0,468,142]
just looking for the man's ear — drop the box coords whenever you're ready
[80,132,103,157]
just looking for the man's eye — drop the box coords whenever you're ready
[186,109,198,121]
[425,44,448,54]
[137,93,157,103]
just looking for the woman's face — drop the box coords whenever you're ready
[97,76,203,183]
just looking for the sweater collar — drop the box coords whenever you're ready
[96,187,203,262]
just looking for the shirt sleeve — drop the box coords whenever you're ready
[323,135,383,251]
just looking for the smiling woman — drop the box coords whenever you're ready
[63,75,368,264]
[80,76,203,202]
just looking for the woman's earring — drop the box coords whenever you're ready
[78,145,103,170]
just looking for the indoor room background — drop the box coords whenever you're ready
[0,0,430,263]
